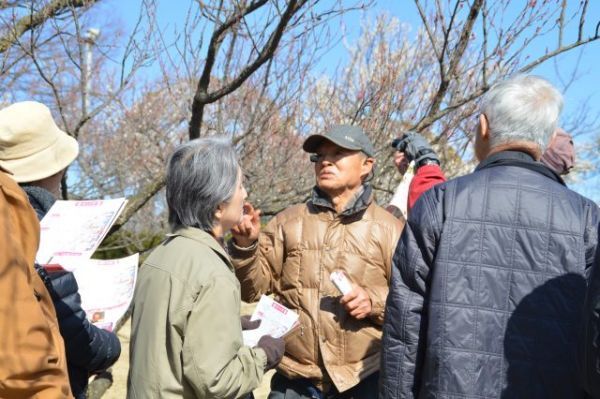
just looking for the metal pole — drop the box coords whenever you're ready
[83,28,100,117]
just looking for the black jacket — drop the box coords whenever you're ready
[25,186,121,399]
[380,151,599,398]
[581,246,600,397]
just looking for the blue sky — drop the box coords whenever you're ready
[103,0,600,121]
[102,0,600,199]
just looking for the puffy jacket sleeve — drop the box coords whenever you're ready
[579,200,600,396]
[37,269,121,373]
[408,164,446,211]
[380,185,444,399]
[365,216,404,325]
[182,275,267,398]
[228,215,284,302]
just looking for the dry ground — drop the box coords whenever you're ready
[101,302,273,398]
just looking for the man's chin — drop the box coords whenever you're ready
[317,182,339,194]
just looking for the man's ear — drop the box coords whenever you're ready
[479,114,489,141]
[361,157,375,180]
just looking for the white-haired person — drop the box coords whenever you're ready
[127,137,284,399]
[380,75,599,399]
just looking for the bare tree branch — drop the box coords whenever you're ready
[417,27,600,142]
[188,0,270,140]
[414,0,441,62]
[0,1,20,11]
[439,0,461,76]
[481,0,488,87]
[518,34,600,74]
[558,0,566,47]
[109,173,166,236]
[413,86,487,140]
[0,0,97,53]
[415,0,484,132]
[579,0,589,42]
[189,0,308,139]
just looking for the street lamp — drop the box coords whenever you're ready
[82,28,100,116]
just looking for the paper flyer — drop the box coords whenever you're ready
[36,198,127,271]
[73,254,139,332]
[330,269,353,295]
[243,295,299,347]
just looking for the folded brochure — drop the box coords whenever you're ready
[243,295,299,347]
[36,198,127,271]
[73,254,138,332]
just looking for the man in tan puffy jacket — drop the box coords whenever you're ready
[230,125,403,398]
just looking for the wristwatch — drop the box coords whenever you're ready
[416,158,440,169]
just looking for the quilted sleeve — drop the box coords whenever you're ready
[579,200,600,396]
[380,185,444,399]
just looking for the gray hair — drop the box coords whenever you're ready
[166,137,240,232]
[481,75,563,151]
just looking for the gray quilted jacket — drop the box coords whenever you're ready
[380,151,599,399]
[581,237,600,397]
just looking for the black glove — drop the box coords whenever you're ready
[241,315,261,331]
[256,335,285,370]
[391,132,440,168]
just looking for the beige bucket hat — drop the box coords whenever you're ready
[0,101,79,183]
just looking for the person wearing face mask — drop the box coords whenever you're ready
[127,137,284,399]
[230,125,403,398]
[540,128,575,176]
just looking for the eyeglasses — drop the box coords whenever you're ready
[309,149,358,163]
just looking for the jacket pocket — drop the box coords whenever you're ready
[31,288,63,367]
[343,321,382,364]
[284,317,315,366]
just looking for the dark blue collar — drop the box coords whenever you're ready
[310,184,372,217]
[476,150,565,186]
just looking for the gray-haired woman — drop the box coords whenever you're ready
[127,137,284,399]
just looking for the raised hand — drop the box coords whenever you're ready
[231,202,262,247]
[391,132,440,168]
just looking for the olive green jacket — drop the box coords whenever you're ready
[127,227,267,399]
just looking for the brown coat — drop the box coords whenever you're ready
[230,187,403,393]
[0,171,72,398]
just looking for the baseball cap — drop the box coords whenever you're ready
[303,125,375,157]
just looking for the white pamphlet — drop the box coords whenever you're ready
[73,254,138,332]
[330,269,353,295]
[242,295,299,347]
[36,198,127,271]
